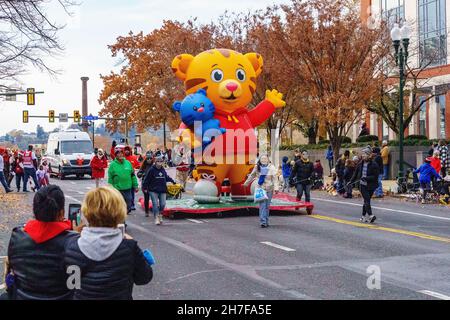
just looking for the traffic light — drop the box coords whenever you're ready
[49,110,55,123]
[74,110,80,123]
[23,110,29,123]
[27,88,35,105]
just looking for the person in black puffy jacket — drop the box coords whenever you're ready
[5,185,77,300]
[289,150,314,202]
[64,186,153,300]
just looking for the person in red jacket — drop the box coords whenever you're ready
[430,150,442,174]
[110,140,117,161]
[91,148,108,188]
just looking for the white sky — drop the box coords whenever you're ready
[0,0,290,135]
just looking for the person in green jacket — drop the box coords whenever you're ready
[108,148,139,213]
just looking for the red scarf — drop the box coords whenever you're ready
[24,220,72,244]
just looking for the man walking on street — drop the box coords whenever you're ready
[381,140,390,180]
[23,145,40,192]
[438,140,449,178]
[0,153,12,193]
[108,148,139,214]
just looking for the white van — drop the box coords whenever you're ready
[44,129,94,179]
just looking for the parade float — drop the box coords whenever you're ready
[158,49,313,217]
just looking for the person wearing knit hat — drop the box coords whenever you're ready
[349,147,380,223]
[414,156,442,204]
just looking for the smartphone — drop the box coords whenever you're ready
[68,203,82,226]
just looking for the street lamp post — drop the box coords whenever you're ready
[391,23,410,183]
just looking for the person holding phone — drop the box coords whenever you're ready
[5,185,77,300]
[64,186,153,300]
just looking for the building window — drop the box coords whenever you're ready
[439,94,446,138]
[380,0,405,26]
[418,0,447,67]
[419,96,427,136]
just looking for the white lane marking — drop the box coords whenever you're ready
[261,241,296,252]
[65,195,81,204]
[418,290,450,300]
[76,191,84,195]
[186,219,204,224]
[70,182,76,185]
[312,197,450,222]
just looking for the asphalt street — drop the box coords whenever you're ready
[51,174,450,300]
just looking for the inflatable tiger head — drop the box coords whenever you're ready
[171,49,263,113]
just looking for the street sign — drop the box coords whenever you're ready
[23,110,29,123]
[74,110,81,123]
[83,115,99,121]
[59,113,68,123]
[27,88,35,105]
[49,110,55,123]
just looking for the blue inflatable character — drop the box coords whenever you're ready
[173,89,226,146]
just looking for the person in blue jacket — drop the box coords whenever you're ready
[141,156,176,225]
[281,156,292,192]
[414,157,441,204]
[325,145,334,177]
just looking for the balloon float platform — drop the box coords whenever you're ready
[156,48,314,217]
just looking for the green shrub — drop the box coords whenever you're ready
[318,140,330,145]
[405,134,428,141]
[356,135,379,143]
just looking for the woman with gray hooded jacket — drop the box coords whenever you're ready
[64,186,153,300]
[244,155,279,228]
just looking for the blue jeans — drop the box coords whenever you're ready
[0,172,10,192]
[119,189,133,213]
[150,192,167,217]
[375,174,383,197]
[259,190,273,226]
[296,183,311,202]
[23,167,39,192]
[383,165,389,180]
[282,177,290,192]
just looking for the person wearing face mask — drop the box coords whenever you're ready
[350,147,379,223]
[108,148,139,214]
[90,148,108,188]
[244,155,279,228]
[141,156,176,225]
[289,150,314,203]
[137,152,155,217]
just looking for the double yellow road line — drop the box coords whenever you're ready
[309,214,450,244]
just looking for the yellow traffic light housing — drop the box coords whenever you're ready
[49,110,55,123]
[74,110,80,123]
[23,110,29,123]
[27,88,35,105]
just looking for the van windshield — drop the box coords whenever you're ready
[60,141,92,154]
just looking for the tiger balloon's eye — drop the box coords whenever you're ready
[211,69,224,83]
[236,68,246,82]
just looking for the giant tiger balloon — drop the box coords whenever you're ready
[172,49,286,203]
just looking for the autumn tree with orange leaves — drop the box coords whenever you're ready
[262,0,390,160]
[98,20,217,132]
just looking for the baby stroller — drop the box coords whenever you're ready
[311,172,324,190]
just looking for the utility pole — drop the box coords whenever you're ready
[81,77,89,133]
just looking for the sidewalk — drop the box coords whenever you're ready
[323,176,397,193]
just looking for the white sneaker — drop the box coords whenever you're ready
[367,215,377,224]
[159,214,164,224]
[155,215,161,225]
[360,216,368,223]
